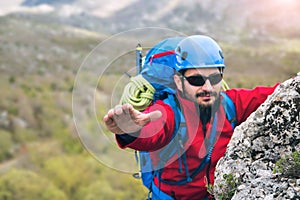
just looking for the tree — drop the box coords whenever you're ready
[0,168,67,200]
[42,155,101,199]
[0,129,13,161]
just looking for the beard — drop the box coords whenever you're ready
[198,95,221,125]
[180,89,220,123]
[195,91,218,108]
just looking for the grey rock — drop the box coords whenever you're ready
[214,76,300,200]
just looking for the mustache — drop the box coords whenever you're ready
[195,91,218,98]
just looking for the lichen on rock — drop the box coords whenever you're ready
[214,76,300,200]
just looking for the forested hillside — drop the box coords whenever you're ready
[0,15,147,199]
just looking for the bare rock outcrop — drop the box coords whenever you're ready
[214,76,300,200]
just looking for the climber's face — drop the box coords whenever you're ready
[174,68,222,107]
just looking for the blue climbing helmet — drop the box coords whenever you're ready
[175,35,225,71]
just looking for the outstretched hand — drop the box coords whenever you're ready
[103,104,162,135]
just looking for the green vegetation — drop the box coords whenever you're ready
[274,151,300,178]
[0,14,299,199]
[0,169,68,200]
[0,130,13,162]
[0,15,147,199]
[213,173,241,200]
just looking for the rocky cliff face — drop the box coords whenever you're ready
[214,76,300,200]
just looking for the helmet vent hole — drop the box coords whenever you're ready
[219,50,224,59]
[182,51,188,60]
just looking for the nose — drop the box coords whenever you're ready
[202,79,213,90]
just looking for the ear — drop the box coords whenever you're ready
[174,74,183,92]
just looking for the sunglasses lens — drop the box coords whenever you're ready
[186,76,205,86]
[209,74,223,85]
[184,74,222,86]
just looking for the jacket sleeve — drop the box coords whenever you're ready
[115,100,176,152]
[225,83,279,125]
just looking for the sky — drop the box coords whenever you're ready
[0,1,24,16]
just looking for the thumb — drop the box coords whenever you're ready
[147,110,162,122]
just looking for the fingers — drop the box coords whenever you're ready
[147,110,162,122]
[114,105,124,115]
[113,104,132,116]
[104,105,130,122]
[103,104,162,134]
[103,112,117,132]
[103,113,114,125]
[124,104,162,123]
[103,104,135,134]
[106,104,161,122]
[105,108,115,119]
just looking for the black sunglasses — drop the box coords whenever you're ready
[181,73,223,86]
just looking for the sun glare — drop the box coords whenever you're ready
[277,0,296,3]
[274,0,298,9]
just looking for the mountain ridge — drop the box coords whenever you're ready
[6,0,300,40]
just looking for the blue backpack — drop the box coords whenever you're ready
[121,37,237,199]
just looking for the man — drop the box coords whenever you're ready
[103,35,279,199]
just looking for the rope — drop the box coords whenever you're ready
[222,79,230,91]
[120,75,230,111]
[120,75,156,111]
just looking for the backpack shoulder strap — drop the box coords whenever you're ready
[220,92,237,129]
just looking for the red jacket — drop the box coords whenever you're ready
[117,84,278,199]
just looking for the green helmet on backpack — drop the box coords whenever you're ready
[174,35,225,72]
